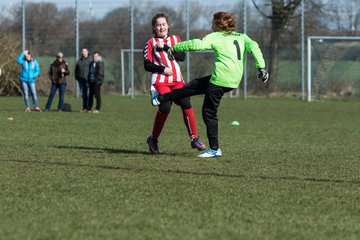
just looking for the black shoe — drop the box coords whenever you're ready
[191,137,206,151]
[147,136,159,154]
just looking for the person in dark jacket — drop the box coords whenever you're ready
[88,51,104,113]
[75,48,91,112]
[45,52,70,111]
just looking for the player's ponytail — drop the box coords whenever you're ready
[212,12,236,35]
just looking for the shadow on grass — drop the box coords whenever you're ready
[1,157,359,185]
[164,169,360,184]
[55,145,189,157]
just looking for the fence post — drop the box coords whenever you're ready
[22,0,26,51]
[185,0,190,83]
[121,50,125,95]
[75,0,80,98]
[301,0,305,101]
[243,0,247,99]
[130,0,134,98]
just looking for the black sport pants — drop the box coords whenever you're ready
[159,75,233,149]
[88,82,102,111]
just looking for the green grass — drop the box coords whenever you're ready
[277,60,360,91]
[0,95,359,240]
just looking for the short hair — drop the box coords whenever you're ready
[212,12,236,34]
[56,52,64,58]
[151,13,169,35]
[93,51,100,55]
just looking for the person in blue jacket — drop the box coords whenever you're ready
[17,50,41,112]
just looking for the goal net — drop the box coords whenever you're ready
[307,36,360,101]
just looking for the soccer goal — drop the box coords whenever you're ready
[307,36,360,101]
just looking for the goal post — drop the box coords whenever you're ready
[307,36,360,102]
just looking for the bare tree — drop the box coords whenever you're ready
[10,2,75,56]
[0,33,22,96]
[252,0,302,89]
[325,0,360,34]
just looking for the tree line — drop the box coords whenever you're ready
[0,0,359,96]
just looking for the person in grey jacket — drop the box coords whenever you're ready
[75,48,91,112]
[88,51,104,113]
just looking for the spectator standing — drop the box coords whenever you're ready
[45,52,70,112]
[88,51,104,113]
[16,50,41,112]
[75,48,91,112]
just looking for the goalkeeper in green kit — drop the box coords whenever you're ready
[150,11,269,158]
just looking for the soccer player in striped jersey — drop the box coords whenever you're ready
[150,12,269,157]
[143,13,206,154]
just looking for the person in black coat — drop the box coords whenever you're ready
[75,48,92,112]
[88,51,104,113]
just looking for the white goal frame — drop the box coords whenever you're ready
[307,36,360,102]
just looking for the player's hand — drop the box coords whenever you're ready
[258,68,269,84]
[163,67,173,76]
[156,41,164,49]
[167,48,175,61]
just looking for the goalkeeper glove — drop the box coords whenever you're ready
[258,68,269,84]
[167,48,175,61]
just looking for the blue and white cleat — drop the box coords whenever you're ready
[150,85,161,106]
[197,148,222,158]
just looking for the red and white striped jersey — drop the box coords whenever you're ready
[143,35,184,85]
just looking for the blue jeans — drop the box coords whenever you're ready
[79,81,89,110]
[45,83,67,110]
[21,81,38,108]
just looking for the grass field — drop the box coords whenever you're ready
[0,95,359,240]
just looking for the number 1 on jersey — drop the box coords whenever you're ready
[233,40,241,60]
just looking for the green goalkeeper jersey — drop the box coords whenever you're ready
[173,31,266,88]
